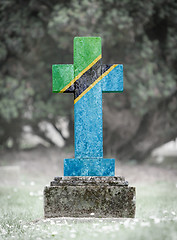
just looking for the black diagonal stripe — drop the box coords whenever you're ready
[74,58,102,99]
[63,61,114,96]
[74,62,114,99]
[62,59,102,94]
[63,84,75,93]
[102,64,114,74]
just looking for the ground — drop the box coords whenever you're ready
[0,147,177,240]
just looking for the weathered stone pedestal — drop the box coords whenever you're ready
[44,176,136,218]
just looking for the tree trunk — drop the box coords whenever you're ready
[103,90,177,161]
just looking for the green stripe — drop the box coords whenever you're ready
[52,64,74,93]
[74,37,101,77]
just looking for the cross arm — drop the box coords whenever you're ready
[101,64,123,92]
[52,64,74,93]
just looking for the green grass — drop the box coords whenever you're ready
[0,180,177,240]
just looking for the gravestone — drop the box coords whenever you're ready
[44,37,136,218]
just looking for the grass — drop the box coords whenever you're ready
[0,148,177,239]
[0,180,177,240]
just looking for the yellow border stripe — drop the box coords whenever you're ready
[59,54,102,93]
[74,64,118,104]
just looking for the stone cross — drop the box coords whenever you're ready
[52,37,123,176]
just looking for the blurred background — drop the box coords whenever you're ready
[1,2,177,238]
[0,0,177,163]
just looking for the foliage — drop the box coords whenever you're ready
[0,0,176,159]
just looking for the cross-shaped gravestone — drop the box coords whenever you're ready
[45,37,135,219]
[52,37,123,176]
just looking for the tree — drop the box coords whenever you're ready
[0,0,176,161]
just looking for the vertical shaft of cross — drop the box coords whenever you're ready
[52,36,123,176]
[74,84,103,159]
[74,37,103,159]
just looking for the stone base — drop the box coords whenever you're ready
[44,177,136,218]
